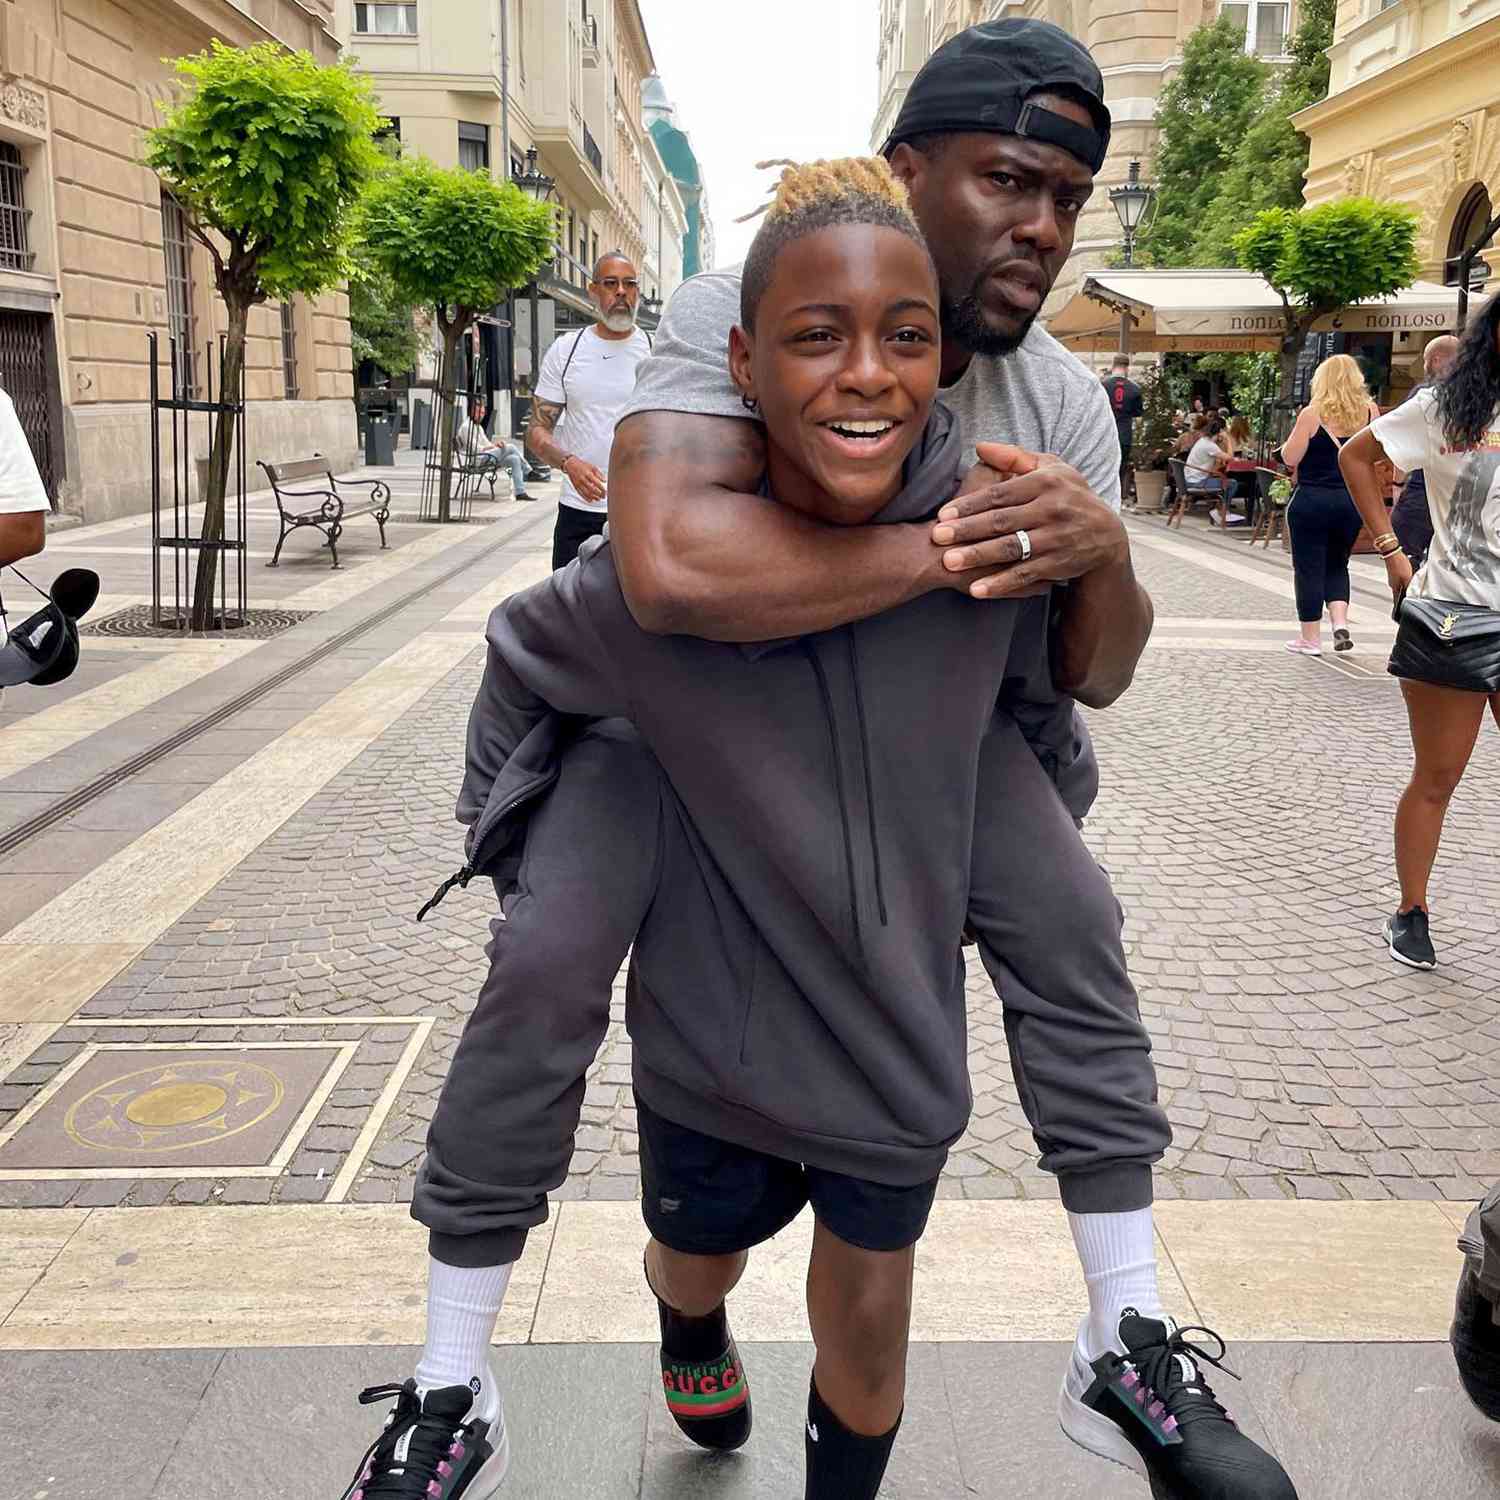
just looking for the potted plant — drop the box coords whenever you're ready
[1132,361,1177,513]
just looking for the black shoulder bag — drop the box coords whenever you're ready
[1389,595,1500,694]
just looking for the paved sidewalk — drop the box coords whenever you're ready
[1,498,1498,1495]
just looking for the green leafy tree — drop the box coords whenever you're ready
[1234,198,1421,397]
[145,41,384,628]
[1136,18,1269,268]
[1134,362,1179,470]
[1191,0,1335,263]
[359,156,554,522]
[349,258,423,378]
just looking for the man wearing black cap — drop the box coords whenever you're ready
[601,19,1294,1500]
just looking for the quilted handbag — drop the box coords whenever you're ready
[1389,595,1500,693]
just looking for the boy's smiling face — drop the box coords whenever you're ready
[729,223,941,526]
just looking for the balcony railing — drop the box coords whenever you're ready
[582,122,603,177]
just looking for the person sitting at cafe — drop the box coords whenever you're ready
[1186,419,1233,528]
[1227,414,1253,458]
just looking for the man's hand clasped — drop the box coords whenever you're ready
[934,442,1130,599]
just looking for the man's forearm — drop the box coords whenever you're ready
[609,410,954,640]
[0,512,44,567]
[524,399,570,470]
[1053,552,1153,710]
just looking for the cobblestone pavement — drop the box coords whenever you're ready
[3,514,1500,1211]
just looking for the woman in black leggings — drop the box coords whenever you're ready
[1280,355,1380,656]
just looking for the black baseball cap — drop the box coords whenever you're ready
[0,567,98,688]
[883,19,1111,174]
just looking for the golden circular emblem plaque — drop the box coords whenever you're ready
[64,1061,285,1155]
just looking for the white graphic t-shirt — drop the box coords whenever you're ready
[1373,388,1500,605]
[535,326,651,513]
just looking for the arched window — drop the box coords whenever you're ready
[1446,184,1494,287]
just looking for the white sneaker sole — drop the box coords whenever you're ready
[1383,920,1436,970]
[1057,1377,1149,1486]
[466,1415,511,1497]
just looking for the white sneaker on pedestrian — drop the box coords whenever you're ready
[1284,639,1322,656]
[339,1370,510,1499]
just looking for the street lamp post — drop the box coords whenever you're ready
[1108,159,1155,356]
[511,146,556,458]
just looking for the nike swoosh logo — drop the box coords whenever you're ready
[807,1422,818,1443]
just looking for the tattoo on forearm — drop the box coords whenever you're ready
[610,412,767,485]
[526,399,570,467]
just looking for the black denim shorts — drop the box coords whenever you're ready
[635,1093,938,1256]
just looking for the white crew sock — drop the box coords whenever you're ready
[1067,1207,1164,1362]
[413,1257,513,1422]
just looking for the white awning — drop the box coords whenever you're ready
[1048,269,1462,352]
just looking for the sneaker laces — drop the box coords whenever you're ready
[339,1383,475,1500]
[1128,1324,1241,1432]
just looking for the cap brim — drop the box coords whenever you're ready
[0,604,69,687]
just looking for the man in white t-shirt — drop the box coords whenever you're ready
[525,251,651,568]
[0,385,49,707]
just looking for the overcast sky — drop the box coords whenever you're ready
[637,0,880,269]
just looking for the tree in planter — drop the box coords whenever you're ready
[145,42,385,628]
[358,157,555,523]
[1233,199,1420,400]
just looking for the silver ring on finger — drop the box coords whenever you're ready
[1015,528,1033,563]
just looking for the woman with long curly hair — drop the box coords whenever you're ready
[1279,354,1381,655]
[1341,295,1500,968]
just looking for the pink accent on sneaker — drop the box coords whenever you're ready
[1163,1416,1179,1434]
[1148,1400,1165,1419]
[1121,1369,1139,1389]
[427,1483,442,1498]
[449,1440,465,1460]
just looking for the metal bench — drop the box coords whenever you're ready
[258,456,392,570]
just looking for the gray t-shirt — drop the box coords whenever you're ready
[620,267,1117,822]
[623,268,1122,510]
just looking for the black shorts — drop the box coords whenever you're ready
[636,1093,938,1256]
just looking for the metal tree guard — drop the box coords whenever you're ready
[148,329,248,631]
[418,326,491,522]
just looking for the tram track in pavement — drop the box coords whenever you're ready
[0,507,555,860]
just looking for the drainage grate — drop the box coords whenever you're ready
[83,605,320,641]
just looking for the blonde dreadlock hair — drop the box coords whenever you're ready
[738,157,932,330]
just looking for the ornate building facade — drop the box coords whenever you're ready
[0,0,357,523]
[1295,0,1499,298]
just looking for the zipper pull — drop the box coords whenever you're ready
[416,863,474,922]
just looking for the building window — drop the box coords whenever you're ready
[0,142,33,271]
[355,3,417,34]
[160,191,197,398]
[1222,0,1290,56]
[1446,184,1495,287]
[458,122,490,173]
[280,301,300,400]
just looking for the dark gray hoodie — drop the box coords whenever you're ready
[455,406,1038,1185]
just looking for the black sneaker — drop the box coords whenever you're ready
[1452,1259,1500,1422]
[1059,1311,1297,1498]
[515,492,539,503]
[1384,908,1437,969]
[339,1378,509,1499]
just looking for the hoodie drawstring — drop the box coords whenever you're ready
[804,643,863,953]
[847,630,889,927]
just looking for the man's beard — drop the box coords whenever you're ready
[602,306,637,333]
[940,286,1036,359]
